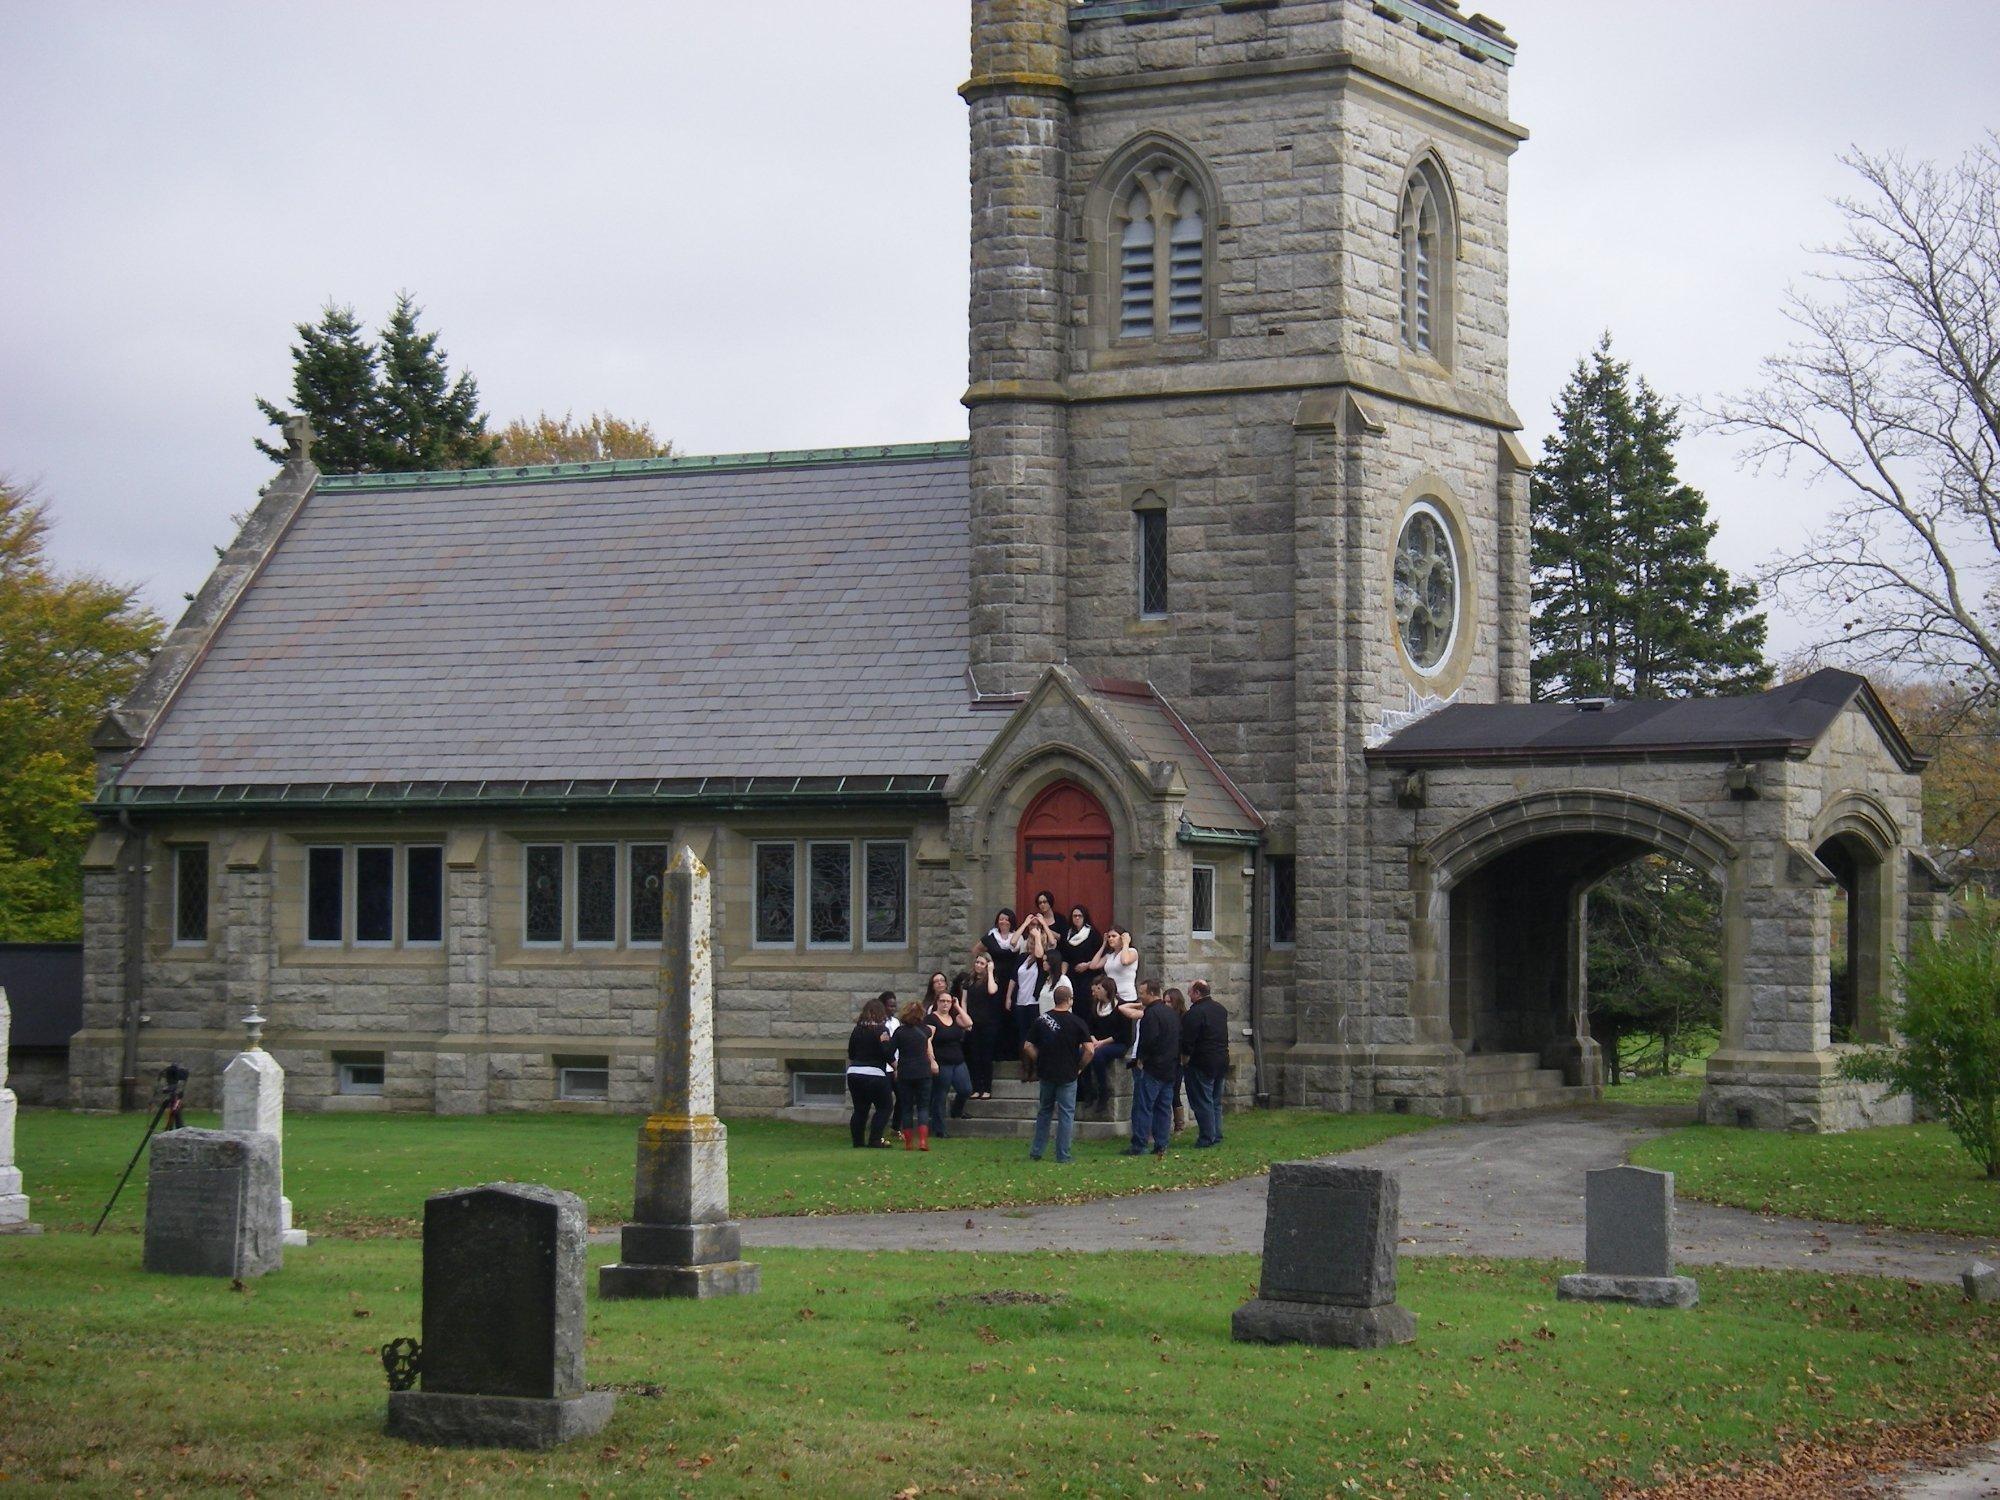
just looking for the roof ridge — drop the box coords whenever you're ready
[316,439,970,491]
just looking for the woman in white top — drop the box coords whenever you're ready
[1010,920,1053,1058]
[1102,925,1140,1007]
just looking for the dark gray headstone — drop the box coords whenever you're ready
[1257,1163,1399,1308]
[1233,1162,1415,1348]
[143,1129,282,1278]
[1584,1165,1673,1279]
[420,1183,585,1400]
[387,1182,613,1448]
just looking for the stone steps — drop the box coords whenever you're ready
[1459,1052,1589,1117]
[1463,1083,1597,1117]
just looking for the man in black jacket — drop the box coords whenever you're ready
[1179,980,1230,1148]
[1122,982,1181,1157]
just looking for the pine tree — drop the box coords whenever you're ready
[1531,336,1770,701]
[255,295,495,474]
[254,304,380,474]
[373,293,497,472]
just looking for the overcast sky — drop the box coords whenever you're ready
[2,1,1995,660]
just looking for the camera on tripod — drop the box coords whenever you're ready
[92,1060,190,1236]
[157,1062,189,1094]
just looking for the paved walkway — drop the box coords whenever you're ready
[739,1106,1998,1283]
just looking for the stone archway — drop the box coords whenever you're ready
[1417,791,1739,1092]
[1813,793,1900,1045]
[1016,780,1116,930]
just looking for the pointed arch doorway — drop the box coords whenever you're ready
[1016,781,1114,928]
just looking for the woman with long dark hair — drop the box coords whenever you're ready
[980,908,1026,1064]
[962,951,1003,1098]
[845,996,895,1148]
[926,972,975,1135]
[1055,904,1104,1008]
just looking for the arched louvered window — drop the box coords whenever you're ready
[1110,155,1210,344]
[1399,159,1453,359]
[1120,190,1157,339]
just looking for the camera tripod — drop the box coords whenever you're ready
[91,1063,188,1236]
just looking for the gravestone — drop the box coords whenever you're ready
[222,1018,307,1246]
[1557,1165,1699,1308]
[143,1129,282,1277]
[1231,1163,1417,1348]
[600,848,759,1300]
[1965,1260,1999,1304]
[385,1183,615,1449]
[0,988,36,1234]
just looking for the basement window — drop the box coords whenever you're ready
[335,1052,385,1096]
[557,1056,611,1102]
[790,1071,846,1109]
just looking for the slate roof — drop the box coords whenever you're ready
[117,446,1007,787]
[1087,679,1265,835]
[1368,668,1925,771]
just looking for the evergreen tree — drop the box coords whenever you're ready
[1531,336,1770,702]
[373,293,497,472]
[254,304,380,473]
[255,294,495,474]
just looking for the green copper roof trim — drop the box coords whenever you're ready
[317,440,970,491]
[92,773,952,818]
[1177,822,1264,847]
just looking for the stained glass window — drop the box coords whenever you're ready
[525,844,564,944]
[629,844,669,944]
[1392,502,1459,673]
[172,845,209,944]
[754,843,796,946]
[807,842,852,947]
[863,841,907,946]
[355,847,394,943]
[576,843,617,943]
[405,846,444,945]
[307,846,343,943]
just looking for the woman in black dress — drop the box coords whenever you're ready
[980,909,1027,1064]
[844,996,895,1148]
[961,952,1004,1098]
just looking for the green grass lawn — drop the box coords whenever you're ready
[1633,1122,2000,1238]
[18,1106,1432,1237]
[1602,1071,1704,1107]
[2,1234,1994,1497]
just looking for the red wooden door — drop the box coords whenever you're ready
[1017,782,1114,929]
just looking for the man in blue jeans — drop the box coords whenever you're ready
[1023,978,1096,1164]
[1123,983,1181,1156]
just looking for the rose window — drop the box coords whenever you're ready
[1393,502,1459,673]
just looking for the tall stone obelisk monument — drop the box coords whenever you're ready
[0,988,38,1234]
[599,847,758,1299]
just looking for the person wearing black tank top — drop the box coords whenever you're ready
[924,974,974,1136]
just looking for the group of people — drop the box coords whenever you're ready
[842,893,1230,1164]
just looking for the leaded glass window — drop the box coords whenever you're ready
[754,842,796,946]
[576,843,617,944]
[172,845,209,944]
[629,844,669,944]
[1269,854,1297,947]
[807,842,852,947]
[1137,504,1168,617]
[406,846,444,945]
[863,841,907,946]
[307,846,343,943]
[1392,500,1460,674]
[1191,864,1216,939]
[355,846,394,943]
[525,844,564,945]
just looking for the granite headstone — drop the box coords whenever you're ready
[222,1047,306,1247]
[1557,1165,1699,1309]
[385,1183,614,1449]
[600,848,759,1300]
[1964,1260,1999,1304]
[0,987,36,1234]
[1232,1163,1416,1348]
[143,1129,282,1278]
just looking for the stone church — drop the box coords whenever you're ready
[74,0,1938,1132]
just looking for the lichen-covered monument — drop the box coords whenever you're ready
[74,0,1935,1131]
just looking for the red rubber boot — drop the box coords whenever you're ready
[918,1126,931,1152]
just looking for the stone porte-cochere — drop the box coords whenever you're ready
[1354,672,1943,1131]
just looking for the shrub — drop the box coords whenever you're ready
[1841,894,2000,1178]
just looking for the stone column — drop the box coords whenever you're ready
[0,988,38,1234]
[436,831,492,1116]
[599,847,759,1299]
[221,1011,307,1246]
